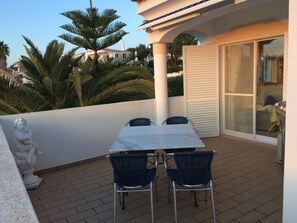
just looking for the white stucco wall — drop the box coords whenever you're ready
[0,125,39,223]
[283,0,297,222]
[0,97,184,170]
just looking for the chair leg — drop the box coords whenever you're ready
[119,189,122,204]
[205,185,208,202]
[194,191,198,207]
[122,191,125,210]
[150,182,155,223]
[167,178,171,204]
[210,181,216,223]
[113,183,117,223]
[173,182,177,223]
[154,178,158,202]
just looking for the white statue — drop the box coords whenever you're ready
[13,118,42,189]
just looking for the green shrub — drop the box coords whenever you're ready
[167,65,183,73]
[168,75,183,97]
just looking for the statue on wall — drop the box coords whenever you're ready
[13,118,42,189]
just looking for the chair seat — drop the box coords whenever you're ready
[114,168,157,188]
[164,148,195,154]
[164,151,216,223]
[166,168,211,186]
[109,153,157,223]
[128,149,156,154]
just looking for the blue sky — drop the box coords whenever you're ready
[0,0,147,66]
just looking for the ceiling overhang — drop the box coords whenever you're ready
[137,0,240,31]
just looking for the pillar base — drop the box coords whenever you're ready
[25,177,43,190]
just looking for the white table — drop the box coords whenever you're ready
[109,124,205,152]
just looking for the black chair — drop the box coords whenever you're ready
[164,151,216,223]
[162,116,197,153]
[125,117,155,127]
[108,153,157,223]
[125,117,156,154]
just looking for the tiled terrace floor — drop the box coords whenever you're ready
[28,136,283,223]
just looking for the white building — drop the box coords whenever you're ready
[130,0,296,222]
[76,47,130,62]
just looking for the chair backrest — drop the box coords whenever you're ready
[126,118,155,126]
[163,116,199,135]
[173,151,214,185]
[163,116,188,125]
[109,153,150,187]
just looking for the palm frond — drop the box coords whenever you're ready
[83,79,154,105]
[44,40,65,70]
[0,76,49,113]
[22,36,44,65]
[23,45,49,79]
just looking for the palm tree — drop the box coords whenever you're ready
[0,41,10,69]
[0,76,50,115]
[0,37,154,115]
[59,8,128,68]
[19,36,82,109]
[168,33,198,66]
[72,59,154,106]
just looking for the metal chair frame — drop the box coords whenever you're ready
[162,116,199,136]
[125,117,157,170]
[108,153,158,223]
[162,116,198,154]
[163,151,216,223]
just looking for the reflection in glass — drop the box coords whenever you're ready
[256,38,284,137]
[225,96,253,134]
[225,43,254,94]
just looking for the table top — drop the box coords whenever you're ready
[109,124,205,152]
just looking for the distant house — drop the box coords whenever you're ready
[0,64,24,83]
[11,64,30,84]
[76,45,130,62]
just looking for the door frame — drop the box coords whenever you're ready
[220,35,286,144]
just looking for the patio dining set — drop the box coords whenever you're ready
[107,116,217,223]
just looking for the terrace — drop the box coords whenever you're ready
[28,136,283,223]
[0,98,283,223]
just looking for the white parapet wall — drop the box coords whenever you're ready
[0,97,184,171]
[0,125,39,223]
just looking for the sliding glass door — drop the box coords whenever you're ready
[223,37,284,139]
[224,42,254,134]
[256,38,284,137]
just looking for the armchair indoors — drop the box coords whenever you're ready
[108,153,157,223]
[164,151,216,223]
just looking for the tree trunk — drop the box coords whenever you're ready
[0,57,7,70]
[170,53,174,66]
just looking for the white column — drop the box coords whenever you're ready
[283,1,297,222]
[153,42,168,124]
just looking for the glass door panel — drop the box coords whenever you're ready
[256,37,284,137]
[225,96,253,133]
[224,42,254,134]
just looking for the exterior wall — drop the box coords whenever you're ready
[77,49,130,62]
[283,1,297,222]
[137,0,212,20]
[210,20,288,45]
[0,97,184,170]
[0,125,39,223]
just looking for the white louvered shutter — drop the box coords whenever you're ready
[183,44,219,138]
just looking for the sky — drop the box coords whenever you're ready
[0,0,147,66]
